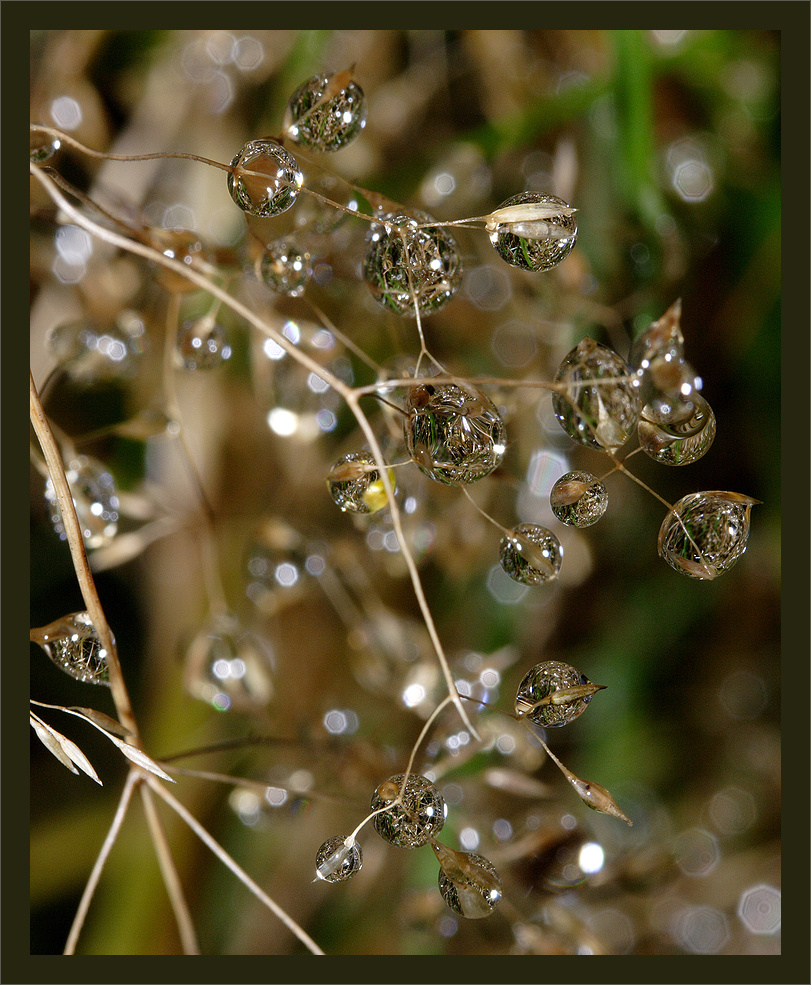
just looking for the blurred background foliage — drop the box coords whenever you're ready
[30,30,780,957]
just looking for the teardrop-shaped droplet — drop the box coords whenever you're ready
[176,316,232,370]
[638,395,716,466]
[515,660,604,728]
[31,129,61,163]
[405,381,506,485]
[550,470,608,527]
[284,70,367,152]
[489,192,577,271]
[629,300,685,402]
[658,490,757,580]
[364,211,462,316]
[327,451,394,514]
[432,841,503,918]
[227,139,303,218]
[314,835,363,882]
[370,773,446,849]
[552,338,640,451]
[184,613,274,711]
[44,455,120,549]
[31,612,111,685]
[499,523,562,585]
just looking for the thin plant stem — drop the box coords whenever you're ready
[139,784,201,955]
[146,776,325,955]
[64,770,140,954]
[29,371,139,740]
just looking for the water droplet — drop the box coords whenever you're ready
[405,382,506,485]
[658,491,757,580]
[184,613,274,711]
[46,315,145,380]
[638,395,716,465]
[259,238,312,297]
[32,611,111,685]
[499,523,562,585]
[315,835,363,882]
[489,192,577,271]
[176,316,232,370]
[227,139,303,218]
[44,455,120,549]
[432,842,503,918]
[363,212,462,316]
[370,773,445,848]
[30,129,60,163]
[552,338,641,450]
[550,470,608,527]
[327,451,394,514]
[285,70,367,152]
[515,660,603,727]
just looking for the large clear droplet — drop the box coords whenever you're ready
[285,71,367,152]
[499,523,562,585]
[44,455,120,549]
[370,773,446,848]
[638,394,716,466]
[433,842,503,918]
[489,192,577,271]
[363,211,462,316]
[315,835,363,882]
[227,139,303,218]
[176,316,232,370]
[184,613,274,712]
[327,451,394,514]
[515,660,603,728]
[46,313,146,381]
[658,491,757,580]
[31,612,111,685]
[259,238,312,297]
[405,382,506,485]
[550,470,608,527]
[552,338,641,451]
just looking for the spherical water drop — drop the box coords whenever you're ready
[638,394,716,466]
[227,139,303,218]
[184,613,274,711]
[176,316,232,370]
[552,338,641,451]
[515,660,603,728]
[259,238,312,297]
[370,773,446,848]
[363,211,462,316]
[550,470,608,527]
[433,843,503,919]
[44,455,119,549]
[46,315,145,380]
[315,836,363,883]
[327,451,394,514]
[499,523,562,585]
[658,491,757,580]
[405,382,506,485]
[285,71,367,152]
[31,612,111,685]
[31,129,60,163]
[489,192,577,271]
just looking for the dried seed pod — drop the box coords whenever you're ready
[433,842,503,919]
